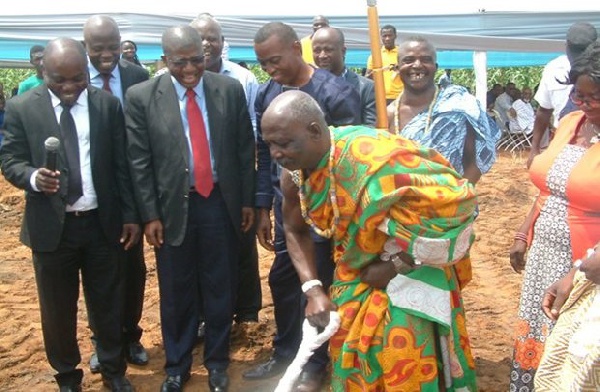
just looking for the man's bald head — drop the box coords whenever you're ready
[83,15,121,74]
[311,27,346,75]
[44,38,88,68]
[83,15,120,41]
[190,14,223,36]
[43,38,89,106]
[312,27,344,47]
[312,15,330,33]
[162,25,203,56]
[266,90,326,128]
[189,14,224,72]
[261,91,329,170]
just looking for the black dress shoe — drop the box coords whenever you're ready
[101,375,133,392]
[59,385,82,392]
[160,374,190,392]
[208,369,229,392]
[242,356,291,380]
[296,370,326,392]
[125,341,149,365]
[89,351,100,374]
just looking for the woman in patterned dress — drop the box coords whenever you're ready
[508,41,600,392]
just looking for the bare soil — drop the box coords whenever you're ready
[0,151,534,391]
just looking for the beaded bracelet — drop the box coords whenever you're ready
[514,232,528,246]
[574,248,596,269]
[301,279,323,294]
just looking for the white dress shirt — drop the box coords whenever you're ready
[30,89,97,211]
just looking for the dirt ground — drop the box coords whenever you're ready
[0,151,535,391]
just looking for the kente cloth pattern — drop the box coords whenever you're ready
[399,84,500,177]
[535,274,600,391]
[398,84,499,289]
[510,111,600,392]
[300,125,477,391]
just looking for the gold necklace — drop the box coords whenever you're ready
[394,86,439,135]
[297,131,339,238]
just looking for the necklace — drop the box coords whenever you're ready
[297,131,340,238]
[588,121,600,144]
[394,86,439,135]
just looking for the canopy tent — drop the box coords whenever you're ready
[1,11,598,69]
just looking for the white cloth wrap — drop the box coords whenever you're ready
[274,311,341,392]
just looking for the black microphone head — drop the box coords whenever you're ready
[44,137,60,152]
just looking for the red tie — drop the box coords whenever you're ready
[186,89,213,197]
[101,74,112,93]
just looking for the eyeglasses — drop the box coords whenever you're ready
[570,90,600,108]
[166,55,204,68]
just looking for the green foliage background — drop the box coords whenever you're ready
[0,65,543,99]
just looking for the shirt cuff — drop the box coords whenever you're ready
[30,169,40,192]
[255,194,273,209]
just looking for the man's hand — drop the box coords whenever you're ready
[304,286,337,328]
[120,223,141,250]
[541,269,576,321]
[241,207,255,233]
[360,259,397,289]
[35,168,60,194]
[509,240,527,273]
[144,219,164,248]
[256,208,274,251]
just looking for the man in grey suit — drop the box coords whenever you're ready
[312,27,376,126]
[82,14,151,371]
[0,37,139,392]
[125,26,255,392]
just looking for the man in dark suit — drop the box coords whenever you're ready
[0,37,139,392]
[125,26,255,392]
[189,13,261,334]
[82,14,150,371]
[312,27,376,126]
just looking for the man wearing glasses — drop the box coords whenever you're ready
[125,26,255,392]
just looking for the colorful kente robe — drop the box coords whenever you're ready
[299,125,478,391]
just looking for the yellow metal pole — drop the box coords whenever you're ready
[367,0,388,130]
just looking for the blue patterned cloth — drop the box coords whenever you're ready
[399,85,500,175]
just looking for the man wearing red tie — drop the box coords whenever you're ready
[125,26,255,392]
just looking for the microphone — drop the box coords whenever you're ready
[44,137,60,171]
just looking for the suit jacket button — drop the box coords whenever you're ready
[185,168,189,172]
[184,194,189,199]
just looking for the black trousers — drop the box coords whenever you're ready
[33,212,125,387]
[156,186,238,375]
[122,241,146,342]
[234,224,261,321]
[269,195,334,372]
[89,240,145,350]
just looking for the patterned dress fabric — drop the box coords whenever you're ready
[510,111,600,391]
[397,85,500,289]
[535,274,600,391]
[299,125,477,391]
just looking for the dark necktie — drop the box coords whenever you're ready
[185,89,213,197]
[101,73,112,93]
[60,103,83,204]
